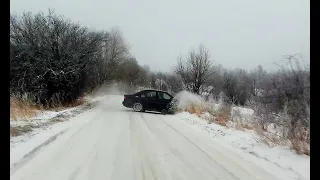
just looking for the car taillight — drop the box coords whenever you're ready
[124,96,126,101]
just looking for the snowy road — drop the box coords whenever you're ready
[11,95,282,180]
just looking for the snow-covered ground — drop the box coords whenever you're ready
[11,95,285,180]
[10,94,310,180]
[11,117,77,169]
[173,90,309,179]
[10,107,79,127]
[10,95,103,169]
[177,112,310,180]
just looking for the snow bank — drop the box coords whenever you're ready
[177,112,310,180]
[231,106,254,117]
[263,123,289,138]
[33,111,59,120]
[211,103,221,112]
[229,106,255,124]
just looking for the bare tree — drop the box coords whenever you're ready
[174,44,214,94]
[251,65,268,96]
[120,57,146,86]
[102,27,129,81]
[165,74,183,94]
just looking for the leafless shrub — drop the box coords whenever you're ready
[221,69,252,106]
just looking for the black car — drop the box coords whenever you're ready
[122,89,174,114]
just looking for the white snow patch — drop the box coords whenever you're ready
[200,112,212,120]
[263,123,289,138]
[176,112,310,180]
[211,103,221,112]
[33,111,59,120]
[230,106,255,124]
[231,106,254,117]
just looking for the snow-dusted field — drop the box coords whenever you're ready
[177,112,310,180]
[10,95,310,180]
[173,91,309,180]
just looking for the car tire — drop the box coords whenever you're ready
[161,109,167,115]
[133,103,144,112]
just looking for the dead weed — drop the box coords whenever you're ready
[10,97,39,120]
[291,139,310,155]
[215,106,231,126]
[10,125,35,137]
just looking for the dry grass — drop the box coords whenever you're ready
[290,127,310,155]
[253,122,310,156]
[10,96,40,121]
[241,123,255,130]
[233,124,245,131]
[181,101,211,117]
[179,97,311,156]
[229,107,311,156]
[52,95,87,111]
[10,125,34,137]
[183,102,231,126]
[185,103,203,116]
[69,96,86,107]
[291,139,310,155]
[10,94,89,138]
[10,94,87,120]
[214,106,231,126]
[254,126,282,147]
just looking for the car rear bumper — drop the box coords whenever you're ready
[122,101,133,108]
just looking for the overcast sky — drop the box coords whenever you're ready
[10,0,309,72]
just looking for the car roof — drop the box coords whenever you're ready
[141,89,171,94]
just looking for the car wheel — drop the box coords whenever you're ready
[133,103,144,112]
[161,109,167,115]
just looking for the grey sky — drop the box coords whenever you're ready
[10,0,309,72]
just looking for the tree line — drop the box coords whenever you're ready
[172,45,309,141]
[10,10,149,106]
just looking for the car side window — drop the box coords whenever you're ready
[158,92,171,100]
[146,91,157,98]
